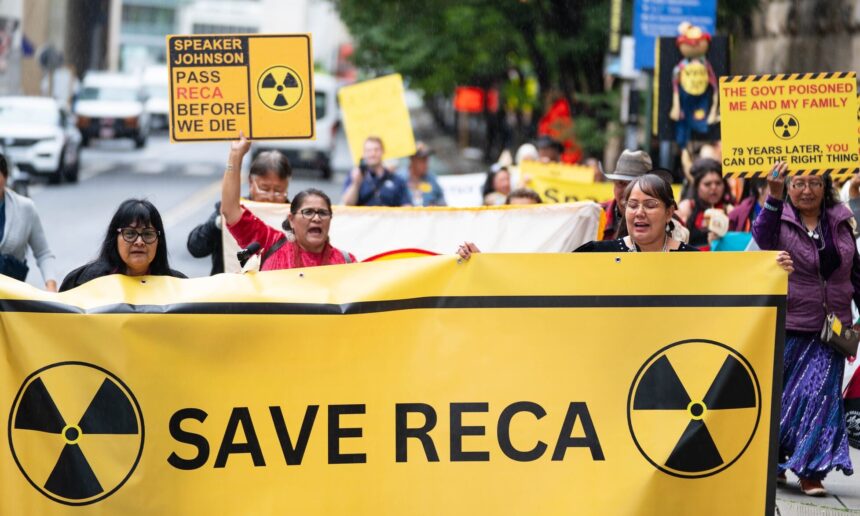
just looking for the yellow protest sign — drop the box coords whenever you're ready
[523,162,680,203]
[0,254,785,515]
[167,34,315,142]
[719,72,859,178]
[338,74,415,164]
[520,161,596,184]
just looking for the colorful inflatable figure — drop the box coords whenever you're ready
[669,22,719,147]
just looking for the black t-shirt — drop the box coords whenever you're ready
[574,238,699,253]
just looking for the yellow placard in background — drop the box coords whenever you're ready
[524,162,681,203]
[338,74,416,164]
[0,254,784,515]
[520,161,596,184]
[522,161,610,202]
[167,34,315,142]
[719,72,858,178]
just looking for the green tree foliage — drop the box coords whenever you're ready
[334,0,620,102]
[333,0,759,157]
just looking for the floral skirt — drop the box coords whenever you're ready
[779,332,853,479]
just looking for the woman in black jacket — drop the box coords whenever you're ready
[60,199,185,291]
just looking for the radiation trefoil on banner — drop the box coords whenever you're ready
[0,254,785,515]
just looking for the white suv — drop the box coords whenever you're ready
[0,96,82,184]
[252,74,340,179]
[74,72,151,148]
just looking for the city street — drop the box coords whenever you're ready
[23,130,352,287]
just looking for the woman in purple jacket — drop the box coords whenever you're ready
[753,162,857,496]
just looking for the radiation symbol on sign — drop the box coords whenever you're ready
[257,65,303,111]
[773,114,799,140]
[8,362,144,505]
[627,340,761,478]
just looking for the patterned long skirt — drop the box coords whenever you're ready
[779,331,854,479]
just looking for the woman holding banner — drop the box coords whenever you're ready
[575,173,697,252]
[222,133,355,269]
[457,173,703,257]
[753,162,856,496]
[60,199,186,291]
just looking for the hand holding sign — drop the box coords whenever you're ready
[766,161,789,199]
[230,131,251,157]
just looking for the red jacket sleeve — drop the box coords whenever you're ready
[226,207,285,253]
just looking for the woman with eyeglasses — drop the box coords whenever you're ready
[456,173,700,259]
[222,134,355,270]
[575,173,698,252]
[187,138,292,275]
[59,199,186,291]
[753,162,856,496]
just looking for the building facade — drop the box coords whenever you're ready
[733,0,860,74]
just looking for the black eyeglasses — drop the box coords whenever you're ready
[118,227,159,244]
[299,208,332,220]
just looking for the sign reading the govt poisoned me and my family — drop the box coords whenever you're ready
[167,34,315,142]
[719,72,858,178]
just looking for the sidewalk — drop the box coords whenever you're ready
[776,447,860,514]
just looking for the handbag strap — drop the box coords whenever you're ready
[260,236,288,268]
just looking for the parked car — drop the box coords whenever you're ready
[142,65,170,130]
[0,96,82,184]
[74,72,151,148]
[252,74,340,179]
[0,145,33,196]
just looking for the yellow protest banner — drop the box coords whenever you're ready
[719,72,859,178]
[338,74,416,164]
[1,254,784,515]
[167,34,315,142]
[523,162,680,203]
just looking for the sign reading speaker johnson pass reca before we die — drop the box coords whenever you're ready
[719,72,859,178]
[166,34,315,142]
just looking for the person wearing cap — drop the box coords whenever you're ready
[400,141,446,207]
[535,136,564,163]
[601,150,653,240]
[342,136,412,207]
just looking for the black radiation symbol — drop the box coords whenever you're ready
[627,340,761,478]
[773,114,799,140]
[257,65,303,111]
[8,362,144,505]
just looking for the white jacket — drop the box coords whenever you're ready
[0,189,57,282]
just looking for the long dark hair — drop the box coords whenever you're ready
[740,178,767,201]
[0,152,7,178]
[690,158,734,205]
[93,199,172,275]
[482,167,509,196]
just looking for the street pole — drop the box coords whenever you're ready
[643,69,653,152]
